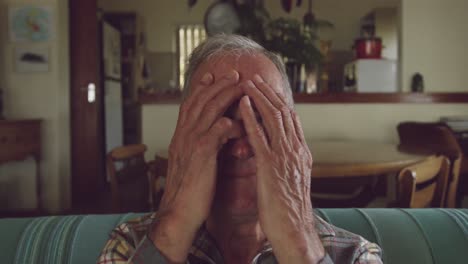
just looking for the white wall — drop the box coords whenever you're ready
[401,0,468,92]
[0,0,70,213]
[375,8,399,61]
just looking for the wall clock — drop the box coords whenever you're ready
[204,2,241,36]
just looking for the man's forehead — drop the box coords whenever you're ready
[192,53,282,89]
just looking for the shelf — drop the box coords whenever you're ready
[139,91,468,105]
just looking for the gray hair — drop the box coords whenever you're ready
[182,34,294,107]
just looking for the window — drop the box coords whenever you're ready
[177,25,207,89]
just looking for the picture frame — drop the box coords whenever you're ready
[14,46,50,73]
[9,5,54,43]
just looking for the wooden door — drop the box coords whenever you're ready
[70,0,105,206]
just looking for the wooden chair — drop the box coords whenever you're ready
[310,176,379,208]
[107,144,150,212]
[459,156,468,205]
[147,155,168,210]
[395,155,450,208]
[397,122,463,207]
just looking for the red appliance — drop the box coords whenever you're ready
[354,37,382,59]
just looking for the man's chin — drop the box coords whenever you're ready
[214,171,258,222]
[212,195,259,223]
[229,210,258,223]
[222,171,256,179]
[222,208,259,224]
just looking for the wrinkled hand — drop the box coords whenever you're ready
[239,75,325,263]
[152,70,243,263]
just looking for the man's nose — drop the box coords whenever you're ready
[229,136,254,160]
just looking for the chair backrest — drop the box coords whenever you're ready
[152,155,168,176]
[397,122,463,207]
[310,176,379,208]
[106,144,148,212]
[397,155,450,208]
[147,155,168,210]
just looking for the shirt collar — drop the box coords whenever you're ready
[314,214,336,237]
[190,224,224,264]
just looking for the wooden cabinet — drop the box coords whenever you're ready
[0,119,42,210]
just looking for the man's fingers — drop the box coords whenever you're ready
[224,119,244,141]
[198,84,244,131]
[252,74,286,108]
[188,71,240,129]
[239,95,269,155]
[186,72,215,101]
[241,80,285,143]
[252,74,295,139]
[201,117,243,155]
[178,72,214,127]
[193,72,214,93]
[291,111,306,145]
[179,71,239,129]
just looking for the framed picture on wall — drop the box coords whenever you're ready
[8,5,54,42]
[14,46,50,73]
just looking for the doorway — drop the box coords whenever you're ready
[70,0,145,211]
[70,0,104,208]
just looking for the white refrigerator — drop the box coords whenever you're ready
[102,21,123,155]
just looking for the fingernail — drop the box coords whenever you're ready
[201,73,212,84]
[253,74,263,83]
[242,95,251,106]
[225,70,238,80]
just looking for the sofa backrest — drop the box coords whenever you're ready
[0,209,467,264]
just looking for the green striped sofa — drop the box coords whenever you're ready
[0,209,467,264]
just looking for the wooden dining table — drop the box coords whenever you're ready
[307,140,434,203]
[307,140,432,178]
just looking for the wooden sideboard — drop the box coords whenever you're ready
[0,119,42,211]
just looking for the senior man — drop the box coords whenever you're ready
[98,35,382,264]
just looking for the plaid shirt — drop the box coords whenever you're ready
[97,212,382,264]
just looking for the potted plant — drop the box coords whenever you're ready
[263,18,323,92]
[262,9,333,92]
[265,18,322,64]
